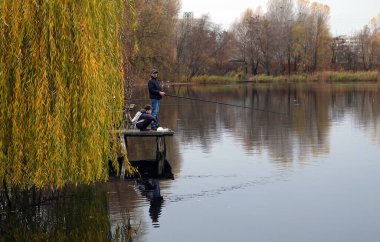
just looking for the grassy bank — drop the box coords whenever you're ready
[190,75,240,84]
[189,71,380,84]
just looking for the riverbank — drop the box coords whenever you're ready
[189,71,380,84]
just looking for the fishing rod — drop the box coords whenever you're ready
[165,94,288,116]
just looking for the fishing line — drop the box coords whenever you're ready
[165,94,288,115]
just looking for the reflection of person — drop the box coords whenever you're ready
[149,179,163,225]
[136,179,164,226]
[148,69,165,130]
[150,197,164,225]
[136,105,157,131]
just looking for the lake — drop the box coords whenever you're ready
[2,83,380,242]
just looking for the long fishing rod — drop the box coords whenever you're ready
[165,94,288,115]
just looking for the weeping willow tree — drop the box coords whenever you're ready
[0,0,135,190]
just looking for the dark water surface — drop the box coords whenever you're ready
[3,83,380,242]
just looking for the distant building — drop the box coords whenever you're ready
[179,12,202,26]
[331,35,360,69]
[183,12,193,25]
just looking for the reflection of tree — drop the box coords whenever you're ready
[331,85,380,147]
[0,185,136,241]
[166,84,333,164]
[103,180,147,241]
[131,84,380,168]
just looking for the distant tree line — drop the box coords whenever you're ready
[131,0,380,82]
[332,18,380,71]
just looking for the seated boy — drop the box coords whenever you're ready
[135,105,157,131]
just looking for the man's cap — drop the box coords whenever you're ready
[151,69,159,74]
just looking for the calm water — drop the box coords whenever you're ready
[2,83,380,242]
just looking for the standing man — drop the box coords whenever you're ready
[148,69,165,130]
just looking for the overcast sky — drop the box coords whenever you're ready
[180,0,380,36]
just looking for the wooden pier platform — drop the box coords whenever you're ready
[118,129,174,178]
[120,129,174,137]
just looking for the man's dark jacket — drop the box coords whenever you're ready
[148,77,162,100]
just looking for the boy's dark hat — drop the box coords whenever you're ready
[151,69,159,74]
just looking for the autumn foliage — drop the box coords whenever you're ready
[0,0,133,189]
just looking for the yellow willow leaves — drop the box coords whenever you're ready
[0,0,134,190]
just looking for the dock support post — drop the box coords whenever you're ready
[156,136,166,175]
[120,134,128,179]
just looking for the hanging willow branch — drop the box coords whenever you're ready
[121,0,139,115]
[0,0,135,190]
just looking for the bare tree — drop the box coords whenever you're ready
[134,0,180,81]
[267,0,295,75]
[310,2,331,71]
[176,15,231,79]
[291,0,331,73]
[231,8,262,75]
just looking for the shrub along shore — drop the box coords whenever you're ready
[189,71,380,84]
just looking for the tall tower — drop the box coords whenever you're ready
[183,12,193,25]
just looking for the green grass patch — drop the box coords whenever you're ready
[248,75,287,83]
[188,71,380,84]
[327,71,379,82]
[287,74,309,82]
[190,75,239,84]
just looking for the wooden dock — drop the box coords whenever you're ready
[118,129,174,178]
[120,129,174,137]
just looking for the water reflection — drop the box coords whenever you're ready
[135,179,163,227]
[0,185,137,242]
[150,83,380,163]
[2,83,380,241]
[130,83,380,197]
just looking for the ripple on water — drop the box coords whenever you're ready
[166,172,290,203]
